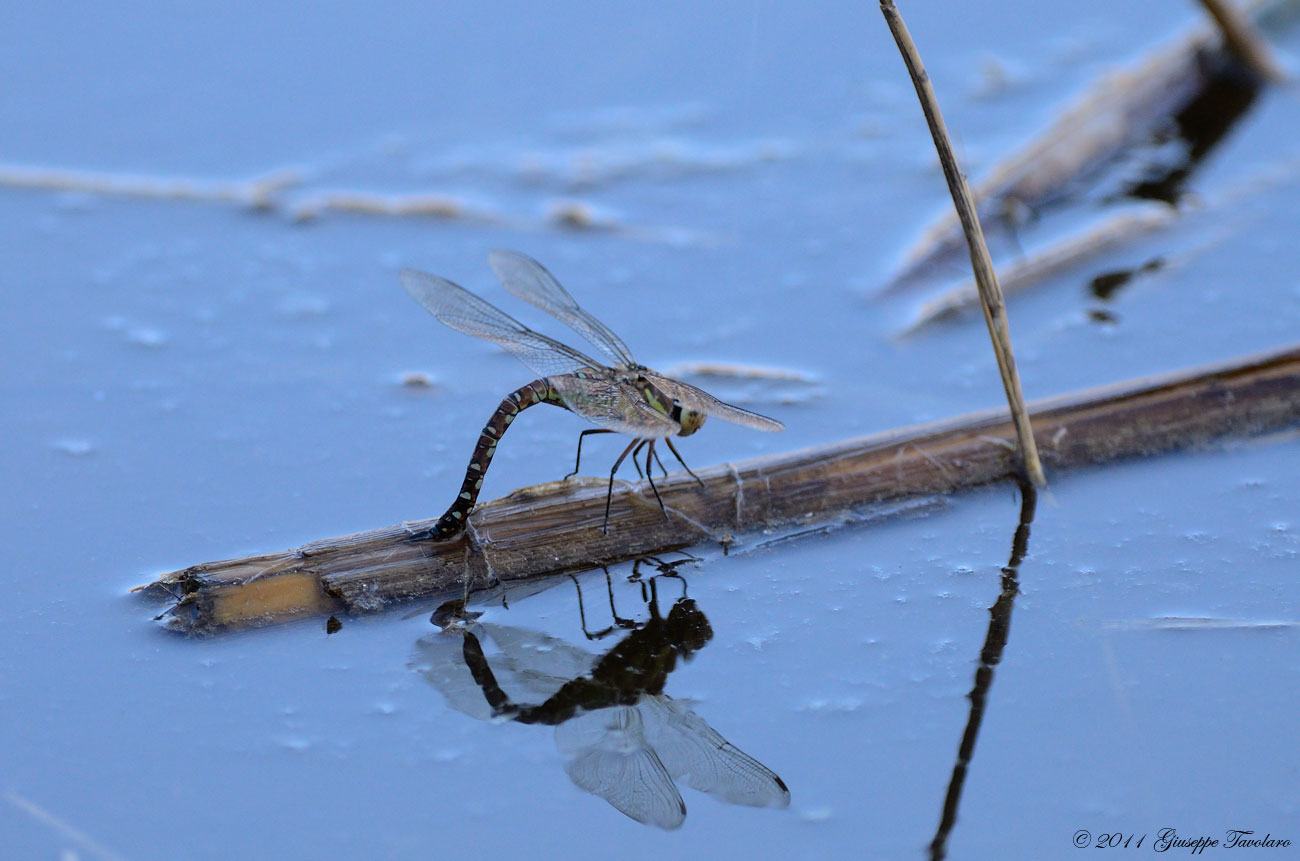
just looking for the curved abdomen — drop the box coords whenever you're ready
[425,378,565,539]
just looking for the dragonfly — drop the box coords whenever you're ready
[413,568,790,829]
[399,250,784,540]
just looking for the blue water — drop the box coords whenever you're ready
[3,1,1299,857]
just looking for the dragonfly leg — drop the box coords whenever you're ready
[603,438,642,534]
[565,428,615,479]
[630,440,649,479]
[648,443,669,479]
[664,438,705,487]
[602,567,638,632]
[460,630,522,719]
[642,441,669,522]
[570,571,612,640]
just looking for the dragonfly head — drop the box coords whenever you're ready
[676,407,707,437]
[638,374,708,436]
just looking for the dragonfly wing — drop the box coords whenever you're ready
[488,250,638,369]
[400,268,606,378]
[477,623,598,694]
[557,706,687,830]
[409,634,498,722]
[641,695,790,809]
[642,373,785,431]
[550,376,680,438]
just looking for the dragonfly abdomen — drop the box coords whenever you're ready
[424,378,566,540]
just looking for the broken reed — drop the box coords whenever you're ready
[142,342,1300,634]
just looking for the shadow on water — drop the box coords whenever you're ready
[1074,55,1265,317]
[1118,54,1264,208]
[409,556,790,831]
[928,481,1037,861]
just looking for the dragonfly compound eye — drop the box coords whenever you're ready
[678,410,707,436]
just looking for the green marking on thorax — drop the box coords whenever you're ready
[638,379,673,418]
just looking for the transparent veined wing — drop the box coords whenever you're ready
[476,624,598,686]
[400,268,605,379]
[550,376,681,438]
[641,373,785,431]
[488,249,638,370]
[556,705,687,830]
[640,694,790,809]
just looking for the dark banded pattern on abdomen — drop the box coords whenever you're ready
[423,378,566,540]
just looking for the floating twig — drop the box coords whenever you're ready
[659,361,818,384]
[1199,0,1288,81]
[884,0,1293,291]
[901,207,1178,333]
[0,163,300,210]
[138,342,1300,634]
[289,190,491,224]
[0,162,712,244]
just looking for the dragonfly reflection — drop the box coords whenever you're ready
[411,564,790,829]
[399,251,784,540]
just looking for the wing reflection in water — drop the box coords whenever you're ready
[409,570,790,830]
